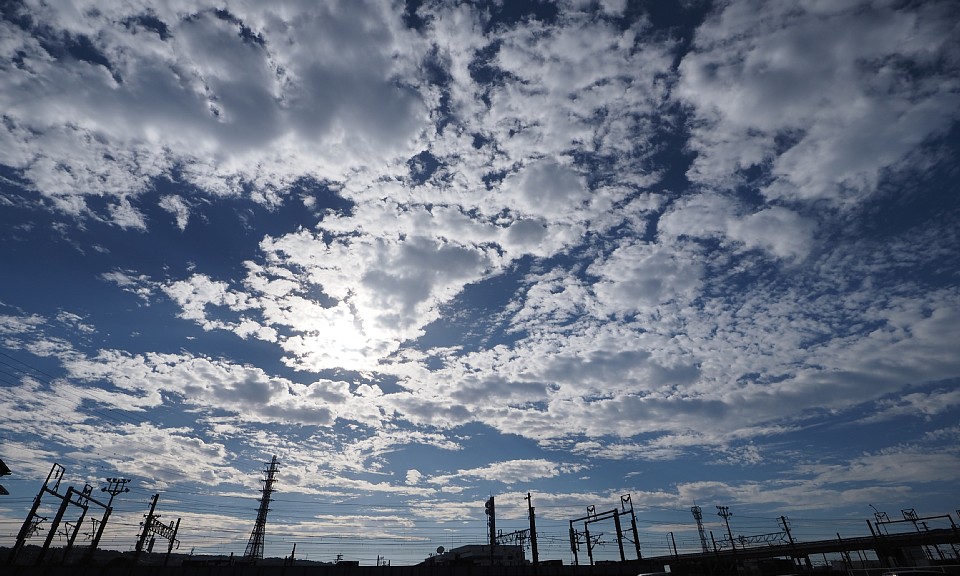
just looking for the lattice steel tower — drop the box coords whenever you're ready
[244,455,279,562]
[691,505,709,553]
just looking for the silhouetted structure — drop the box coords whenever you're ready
[3,459,959,573]
[691,505,709,553]
[423,544,527,566]
[83,477,129,563]
[243,455,279,562]
[134,493,181,565]
[0,458,10,495]
[569,503,635,566]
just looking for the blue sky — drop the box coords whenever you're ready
[2,0,960,566]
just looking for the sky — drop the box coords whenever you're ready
[1,0,960,566]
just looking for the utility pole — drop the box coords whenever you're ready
[244,455,279,562]
[613,510,626,561]
[33,482,108,566]
[717,506,735,550]
[946,513,960,559]
[902,509,920,530]
[134,493,160,563]
[870,504,890,534]
[62,484,96,562]
[36,486,82,564]
[569,521,581,565]
[779,516,795,545]
[84,477,130,563]
[902,509,935,560]
[622,494,643,559]
[163,518,181,566]
[567,500,642,565]
[9,463,65,564]
[525,492,539,570]
[584,523,595,565]
[485,496,496,548]
[780,515,803,568]
[485,495,496,565]
[866,519,890,569]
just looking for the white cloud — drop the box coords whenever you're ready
[658,193,817,260]
[589,241,703,313]
[405,469,423,485]
[88,422,243,488]
[797,446,960,488]
[429,459,582,486]
[678,0,960,205]
[159,195,191,230]
[251,230,499,371]
[1,2,958,562]
[100,270,155,301]
[500,159,590,220]
[0,310,46,336]
[0,375,244,487]
[365,220,960,446]
[107,196,148,230]
[62,350,382,427]
[726,206,817,261]
[0,0,429,211]
[863,388,960,422]
[162,273,254,326]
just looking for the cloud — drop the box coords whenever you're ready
[108,196,148,230]
[162,275,239,317]
[678,0,960,205]
[0,310,46,336]
[726,206,817,261]
[658,193,817,261]
[0,0,429,212]
[429,459,582,486]
[589,241,703,313]
[62,349,383,427]
[251,229,499,371]
[406,469,423,485]
[0,2,957,564]
[663,444,960,512]
[500,159,590,220]
[100,270,155,301]
[365,215,960,446]
[797,446,960,488]
[90,422,243,488]
[0,373,242,487]
[159,195,191,231]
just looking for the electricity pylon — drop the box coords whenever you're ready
[243,455,279,562]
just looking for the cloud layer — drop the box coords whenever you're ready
[2,0,959,564]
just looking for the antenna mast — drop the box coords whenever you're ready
[692,505,709,553]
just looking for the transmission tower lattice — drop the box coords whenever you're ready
[244,455,279,562]
[691,505,709,553]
